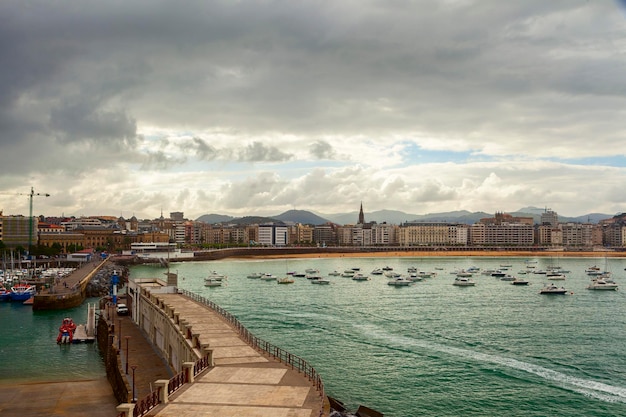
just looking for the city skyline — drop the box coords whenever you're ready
[2,1,626,220]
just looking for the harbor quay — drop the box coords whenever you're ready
[107,276,329,417]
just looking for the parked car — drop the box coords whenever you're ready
[116,303,129,316]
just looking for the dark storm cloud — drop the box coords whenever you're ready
[309,140,336,159]
[49,98,137,145]
[236,142,292,162]
[1,0,625,217]
[192,137,219,161]
[2,0,623,145]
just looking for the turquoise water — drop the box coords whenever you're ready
[0,298,105,383]
[130,256,626,417]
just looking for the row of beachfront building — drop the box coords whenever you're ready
[1,209,626,253]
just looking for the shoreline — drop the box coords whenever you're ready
[227,250,626,260]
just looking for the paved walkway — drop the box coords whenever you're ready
[0,377,118,417]
[147,293,326,417]
[115,302,174,399]
[35,258,106,297]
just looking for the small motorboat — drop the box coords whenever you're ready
[277,277,295,284]
[587,279,618,291]
[539,284,568,294]
[352,273,369,281]
[206,271,227,281]
[545,273,566,280]
[311,278,331,285]
[387,277,412,286]
[57,318,77,344]
[511,278,529,285]
[453,277,476,286]
[204,279,222,287]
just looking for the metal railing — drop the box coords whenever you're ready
[132,387,160,417]
[119,289,326,417]
[194,354,211,376]
[168,369,188,395]
[180,289,325,404]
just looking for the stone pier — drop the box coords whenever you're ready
[116,283,328,417]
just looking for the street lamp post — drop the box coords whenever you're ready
[124,336,131,374]
[131,365,138,403]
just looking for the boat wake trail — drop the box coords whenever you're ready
[353,323,626,404]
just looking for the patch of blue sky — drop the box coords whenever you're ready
[545,155,626,168]
[400,142,488,165]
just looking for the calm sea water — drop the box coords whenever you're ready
[4,257,625,416]
[128,256,626,417]
[0,297,105,384]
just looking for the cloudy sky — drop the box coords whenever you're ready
[1,0,626,221]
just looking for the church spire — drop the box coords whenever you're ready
[358,201,365,224]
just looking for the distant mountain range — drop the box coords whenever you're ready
[196,207,615,226]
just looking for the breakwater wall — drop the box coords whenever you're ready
[97,315,131,404]
[32,258,109,310]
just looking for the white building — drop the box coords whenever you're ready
[257,224,289,246]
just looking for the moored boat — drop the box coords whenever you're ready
[352,273,369,281]
[453,277,476,286]
[387,277,412,286]
[204,278,222,287]
[57,318,77,344]
[277,277,295,284]
[206,271,227,281]
[10,283,36,301]
[587,279,618,291]
[539,284,568,294]
[0,286,11,301]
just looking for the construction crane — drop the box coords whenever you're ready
[27,187,51,257]
[1,187,51,257]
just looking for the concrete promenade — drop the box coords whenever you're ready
[137,292,327,417]
[115,309,174,400]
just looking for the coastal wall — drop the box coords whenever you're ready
[97,316,131,404]
[135,286,201,372]
[33,258,109,310]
